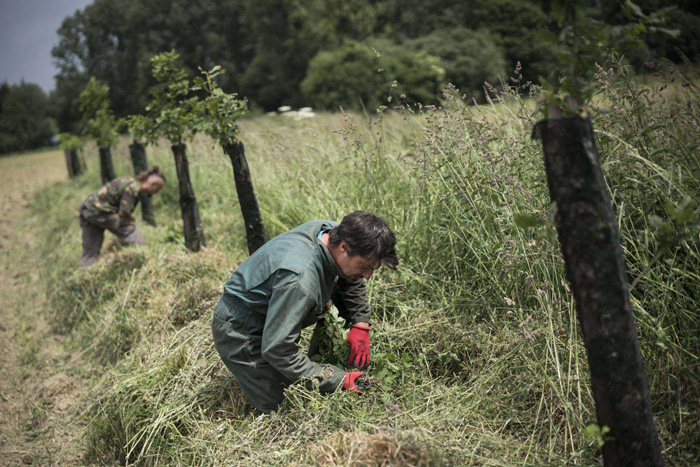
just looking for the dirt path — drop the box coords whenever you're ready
[0,150,87,466]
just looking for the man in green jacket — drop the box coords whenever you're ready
[212,211,398,413]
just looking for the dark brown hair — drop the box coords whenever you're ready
[329,210,399,268]
[136,165,166,183]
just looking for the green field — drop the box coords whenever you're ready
[13,63,700,465]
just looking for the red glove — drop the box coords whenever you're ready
[343,371,365,391]
[347,323,370,368]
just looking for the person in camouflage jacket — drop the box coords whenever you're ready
[79,166,166,267]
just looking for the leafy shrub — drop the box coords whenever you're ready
[409,27,508,98]
[0,82,57,154]
[645,11,700,62]
[380,44,445,106]
[79,77,121,148]
[460,0,562,81]
[302,40,445,110]
[309,308,351,367]
[241,50,306,111]
[58,133,84,152]
[301,41,385,111]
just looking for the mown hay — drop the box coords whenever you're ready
[311,428,442,466]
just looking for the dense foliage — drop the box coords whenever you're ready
[49,0,700,131]
[127,51,204,145]
[408,28,508,98]
[79,77,120,148]
[194,65,249,146]
[0,82,57,154]
[301,40,445,111]
[57,132,84,152]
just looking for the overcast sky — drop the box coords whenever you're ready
[0,0,93,93]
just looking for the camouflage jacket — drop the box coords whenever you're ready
[82,177,141,215]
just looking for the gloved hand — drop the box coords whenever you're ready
[343,371,366,392]
[347,323,370,368]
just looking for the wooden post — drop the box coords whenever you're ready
[223,141,267,255]
[64,149,84,178]
[533,117,663,466]
[129,140,156,226]
[79,149,87,175]
[171,143,205,252]
[99,146,116,183]
[64,150,75,178]
[72,149,85,176]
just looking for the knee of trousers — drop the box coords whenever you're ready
[235,364,290,414]
[117,220,145,245]
[212,317,291,413]
[80,255,98,268]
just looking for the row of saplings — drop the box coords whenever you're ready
[63,49,667,466]
[62,50,266,255]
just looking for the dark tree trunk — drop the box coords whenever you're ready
[79,150,87,174]
[99,146,116,184]
[533,117,663,467]
[64,150,75,178]
[223,141,267,255]
[171,143,205,252]
[73,149,85,176]
[64,149,83,178]
[129,140,156,226]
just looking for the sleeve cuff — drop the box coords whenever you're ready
[317,364,347,393]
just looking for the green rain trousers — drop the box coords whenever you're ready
[213,294,296,412]
[213,293,347,413]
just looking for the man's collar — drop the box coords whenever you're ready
[317,227,346,280]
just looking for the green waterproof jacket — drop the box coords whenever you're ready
[222,220,371,392]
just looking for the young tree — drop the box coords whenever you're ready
[128,50,206,252]
[195,65,266,255]
[531,1,664,464]
[79,77,120,183]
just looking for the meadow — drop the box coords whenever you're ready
[22,60,700,465]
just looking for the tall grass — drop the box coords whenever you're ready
[30,59,699,465]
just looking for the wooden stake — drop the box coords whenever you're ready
[99,146,116,183]
[64,150,75,178]
[171,143,205,252]
[534,117,663,466]
[129,140,156,226]
[223,141,267,255]
[64,149,84,178]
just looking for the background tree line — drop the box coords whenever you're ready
[1,0,699,153]
[0,81,57,154]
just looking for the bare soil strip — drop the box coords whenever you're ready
[0,150,87,466]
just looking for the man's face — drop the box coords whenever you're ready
[336,242,380,282]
